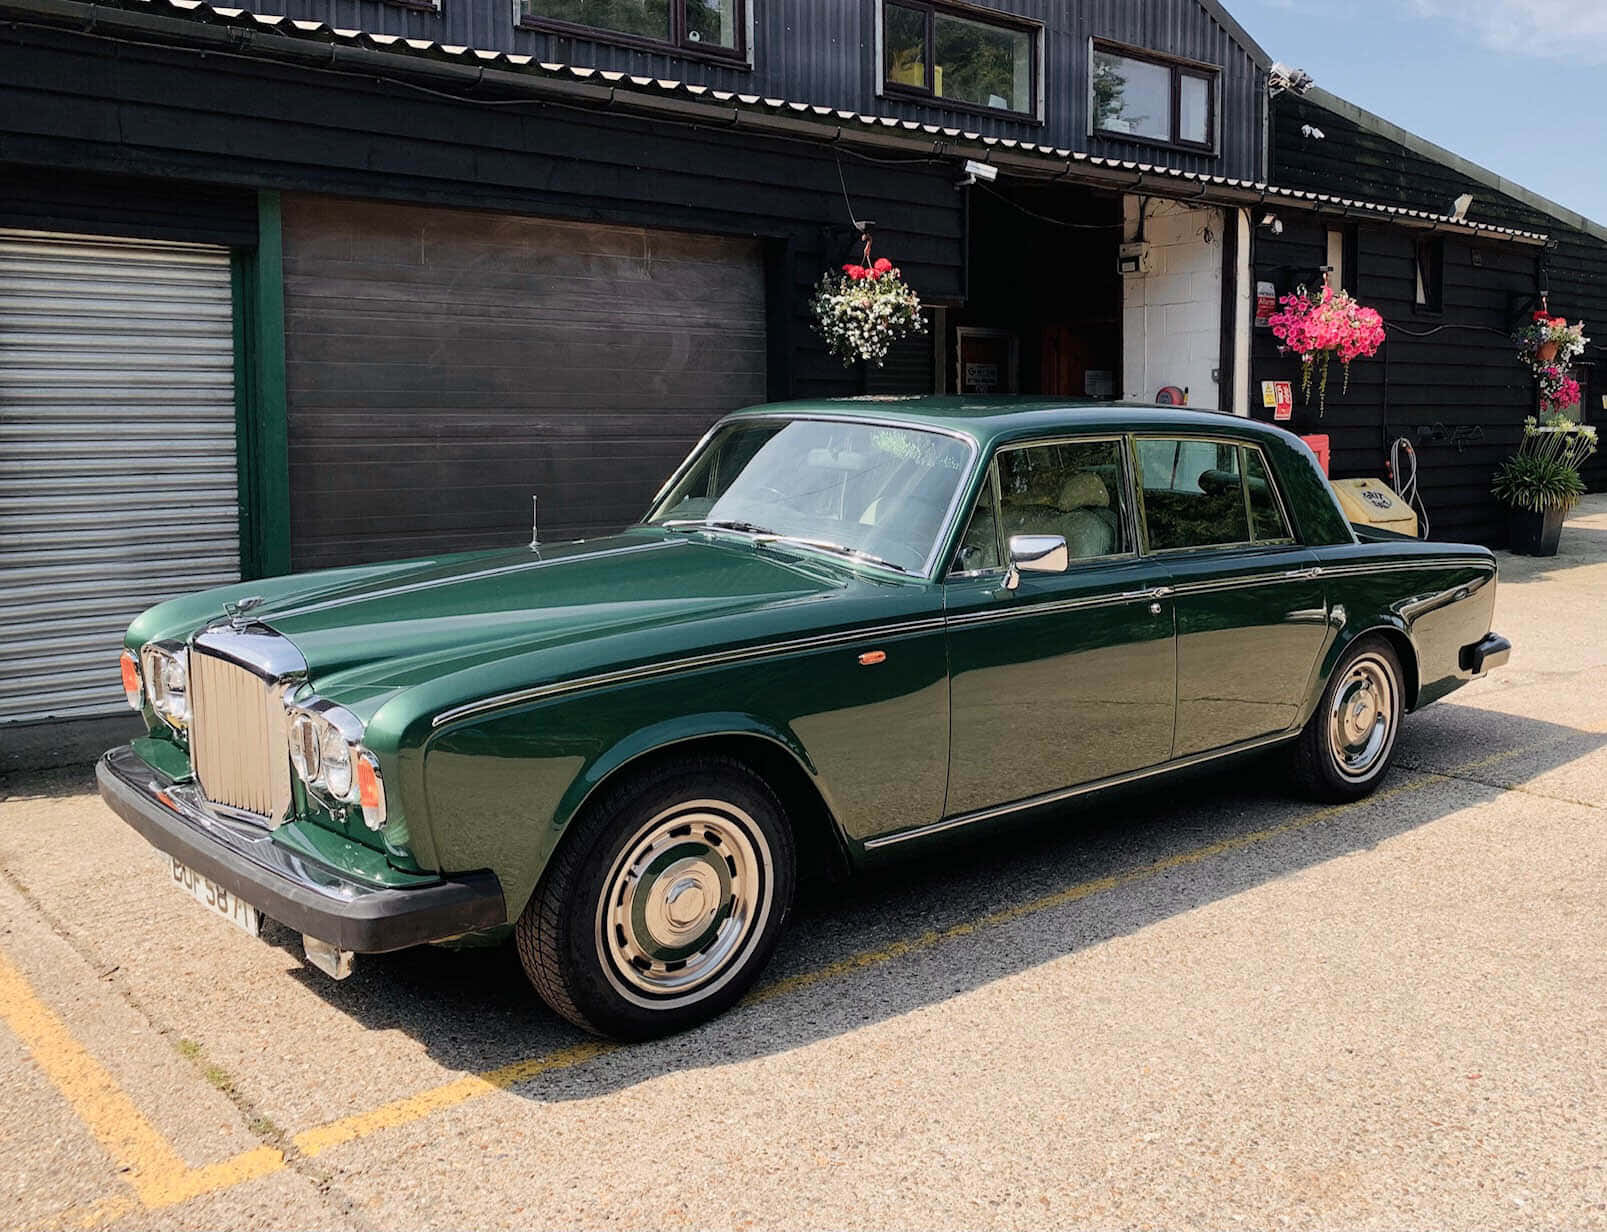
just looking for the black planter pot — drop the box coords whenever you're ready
[1508,504,1567,556]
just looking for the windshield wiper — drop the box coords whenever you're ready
[658,518,777,535]
[764,535,911,574]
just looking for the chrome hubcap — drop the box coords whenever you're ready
[1328,653,1398,780]
[596,800,772,1007]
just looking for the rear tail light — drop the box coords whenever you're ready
[119,651,142,709]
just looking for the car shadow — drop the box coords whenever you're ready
[273,700,1602,1103]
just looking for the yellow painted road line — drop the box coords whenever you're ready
[0,946,195,1208]
[26,739,1539,1223]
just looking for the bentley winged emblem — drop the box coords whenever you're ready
[223,595,267,630]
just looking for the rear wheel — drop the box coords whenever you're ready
[516,756,795,1040]
[1292,638,1405,801]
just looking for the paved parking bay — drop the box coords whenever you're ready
[3,498,1605,1231]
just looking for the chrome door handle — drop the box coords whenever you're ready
[1284,568,1323,580]
[1150,586,1175,599]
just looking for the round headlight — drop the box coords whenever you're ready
[142,645,189,730]
[320,722,354,800]
[288,711,324,784]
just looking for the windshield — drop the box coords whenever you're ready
[646,418,975,575]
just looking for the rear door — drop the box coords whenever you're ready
[943,436,1177,819]
[1133,435,1329,758]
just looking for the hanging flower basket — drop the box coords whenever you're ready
[1516,315,1588,373]
[1267,285,1386,414]
[811,256,925,368]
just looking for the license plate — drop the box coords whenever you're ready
[162,854,262,937]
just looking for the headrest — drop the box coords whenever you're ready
[1058,471,1110,510]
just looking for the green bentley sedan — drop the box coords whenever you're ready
[100,398,1510,1039]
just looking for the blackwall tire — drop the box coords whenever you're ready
[516,756,795,1041]
[1291,638,1405,802]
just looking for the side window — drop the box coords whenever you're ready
[1243,447,1293,542]
[950,468,1001,574]
[997,439,1131,561]
[1135,437,1251,551]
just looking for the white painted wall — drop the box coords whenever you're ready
[1121,197,1225,410]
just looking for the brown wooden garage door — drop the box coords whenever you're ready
[281,196,767,571]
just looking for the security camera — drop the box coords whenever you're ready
[959,159,999,186]
[1269,62,1315,97]
[1301,124,1326,140]
[1260,213,1284,235]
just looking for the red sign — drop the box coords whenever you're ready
[1273,381,1294,422]
[1255,280,1279,328]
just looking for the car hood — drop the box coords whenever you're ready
[240,530,877,714]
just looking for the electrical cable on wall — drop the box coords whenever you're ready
[1390,437,1430,540]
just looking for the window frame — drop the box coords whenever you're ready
[1128,434,1299,556]
[1414,235,1446,316]
[947,434,1140,578]
[1089,38,1220,156]
[517,0,751,66]
[880,0,1045,124]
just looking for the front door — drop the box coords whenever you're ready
[944,437,1177,818]
[1133,435,1330,756]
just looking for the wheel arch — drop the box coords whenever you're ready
[1324,620,1421,712]
[555,723,854,888]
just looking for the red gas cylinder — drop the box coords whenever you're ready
[1300,433,1331,476]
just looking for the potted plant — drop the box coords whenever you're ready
[1491,413,1600,556]
[1516,314,1588,370]
[1267,284,1386,413]
[811,255,926,368]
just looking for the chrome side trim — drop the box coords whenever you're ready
[430,615,951,729]
[946,587,1167,629]
[1319,558,1496,579]
[863,730,1299,850]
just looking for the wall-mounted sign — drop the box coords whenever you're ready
[1262,380,1294,420]
[1255,280,1279,329]
[965,363,1001,392]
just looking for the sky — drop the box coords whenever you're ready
[1232,0,1607,226]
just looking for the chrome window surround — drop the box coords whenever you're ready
[1127,433,1302,557]
[643,413,982,582]
[948,433,1142,578]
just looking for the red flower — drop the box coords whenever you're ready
[873,258,893,273]
[843,264,867,280]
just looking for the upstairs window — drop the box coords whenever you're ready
[883,1,1040,120]
[1415,236,1446,313]
[519,0,745,59]
[1091,41,1218,152]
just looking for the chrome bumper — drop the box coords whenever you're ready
[96,745,504,953]
[1462,632,1512,676]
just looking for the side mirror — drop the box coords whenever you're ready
[1003,534,1069,591]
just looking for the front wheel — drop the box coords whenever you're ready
[1291,638,1405,801]
[516,756,795,1041]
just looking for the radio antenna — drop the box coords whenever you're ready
[530,495,541,551]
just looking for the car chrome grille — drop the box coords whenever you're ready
[188,644,293,821]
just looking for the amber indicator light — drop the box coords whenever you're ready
[119,651,140,695]
[356,756,382,810]
[858,650,888,666]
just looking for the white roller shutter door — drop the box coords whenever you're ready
[0,229,241,723]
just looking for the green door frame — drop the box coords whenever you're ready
[231,190,291,580]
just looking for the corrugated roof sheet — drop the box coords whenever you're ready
[13,0,1553,244]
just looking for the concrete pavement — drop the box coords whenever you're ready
[2,497,1604,1230]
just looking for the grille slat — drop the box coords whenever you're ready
[188,645,291,820]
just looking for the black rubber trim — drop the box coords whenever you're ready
[1461,632,1512,675]
[96,747,505,953]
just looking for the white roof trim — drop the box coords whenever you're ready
[1305,86,1606,244]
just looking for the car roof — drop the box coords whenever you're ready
[726,396,1295,451]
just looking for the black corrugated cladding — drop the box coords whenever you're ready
[0,24,965,391]
[1255,92,1607,545]
[242,0,1268,180]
